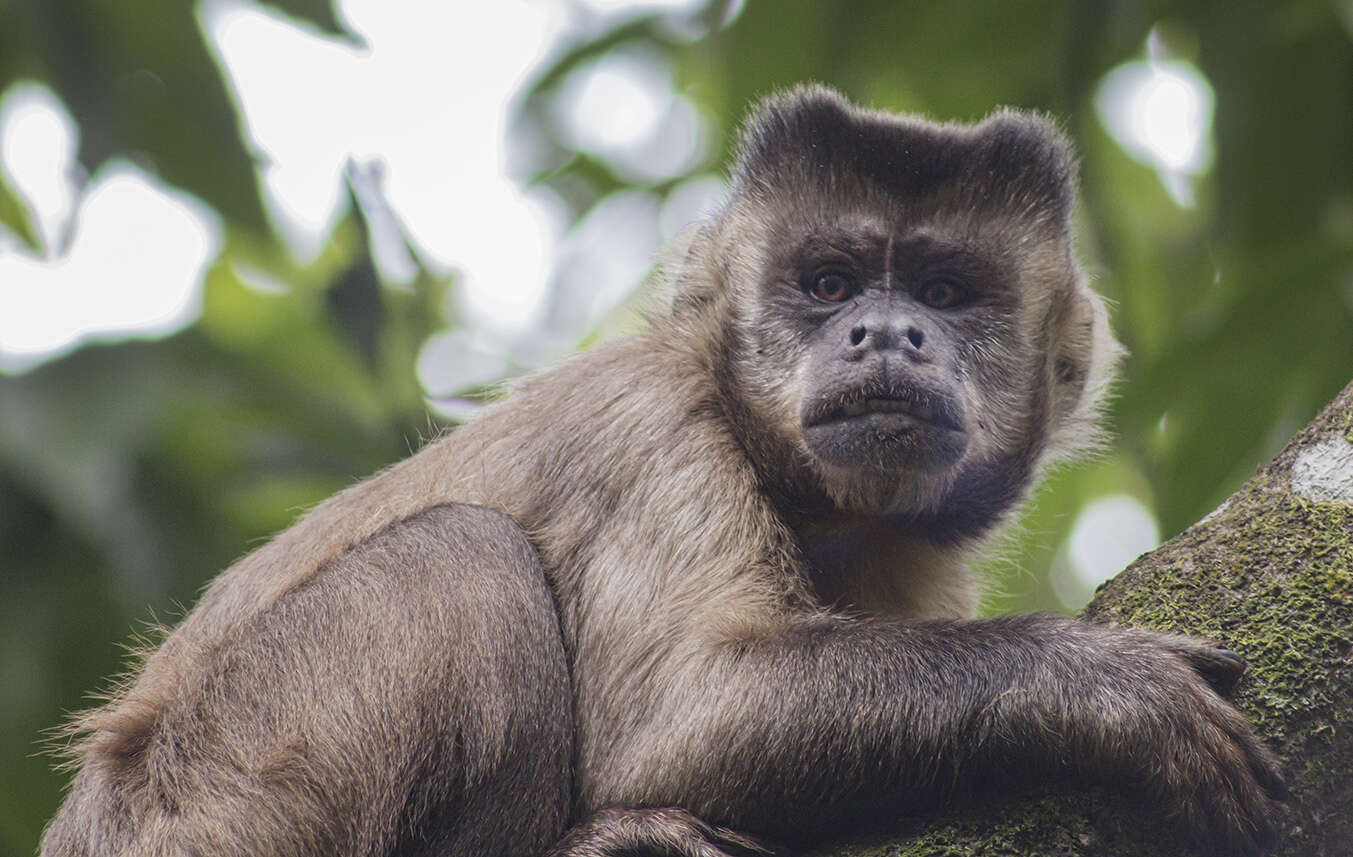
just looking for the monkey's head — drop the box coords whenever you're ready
[665,86,1120,535]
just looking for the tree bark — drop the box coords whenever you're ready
[834,380,1353,857]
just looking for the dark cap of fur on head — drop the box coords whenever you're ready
[731,84,1077,226]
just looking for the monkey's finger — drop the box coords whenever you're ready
[1232,783,1280,853]
[1257,761,1290,802]
[1163,705,1276,856]
[1222,711,1289,802]
[1185,783,1275,857]
[1243,740,1289,803]
[1223,752,1282,850]
[1212,724,1284,852]
[1247,813,1278,855]
[1177,645,1248,697]
[1206,808,1279,857]
[1236,798,1280,855]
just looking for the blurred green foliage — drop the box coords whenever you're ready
[1,1,1351,853]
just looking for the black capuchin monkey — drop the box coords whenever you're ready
[43,85,1286,857]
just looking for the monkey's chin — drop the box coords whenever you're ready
[801,412,967,473]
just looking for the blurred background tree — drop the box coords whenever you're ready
[0,1,1349,853]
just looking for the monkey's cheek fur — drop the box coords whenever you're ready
[801,412,968,472]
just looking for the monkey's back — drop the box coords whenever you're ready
[82,328,760,734]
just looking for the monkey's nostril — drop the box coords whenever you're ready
[907,327,924,349]
[849,326,867,347]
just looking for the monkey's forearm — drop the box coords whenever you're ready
[592,614,1250,840]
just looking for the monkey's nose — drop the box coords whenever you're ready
[847,320,926,355]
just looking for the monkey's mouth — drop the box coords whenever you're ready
[805,389,963,433]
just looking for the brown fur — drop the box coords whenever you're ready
[43,86,1282,857]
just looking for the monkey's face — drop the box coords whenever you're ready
[701,89,1119,524]
[734,207,1037,515]
[789,224,1001,475]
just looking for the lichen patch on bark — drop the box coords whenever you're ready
[1291,437,1353,504]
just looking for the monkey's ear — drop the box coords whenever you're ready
[731,83,854,187]
[968,108,1079,231]
[1046,283,1125,464]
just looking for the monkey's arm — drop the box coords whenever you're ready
[588,612,1284,856]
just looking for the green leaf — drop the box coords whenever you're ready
[0,176,41,252]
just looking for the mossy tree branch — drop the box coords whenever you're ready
[834,380,1353,857]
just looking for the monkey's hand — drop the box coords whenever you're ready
[1070,627,1288,856]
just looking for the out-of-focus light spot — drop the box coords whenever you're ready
[1095,58,1214,207]
[713,0,747,28]
[659,173,726,241]
[1132,72,1207,171]
[201,1,353,261]
[549,47,709,184]
[200,0,565,335]
[633,95,710,182]
[0,83,80,253]
[417,329,512,398]
[452,188,561,333]
[578,0,704,12]
[0,162,223,373]
[554,48,672,154]
[537,189,661,353]
[1052,494,1161,609]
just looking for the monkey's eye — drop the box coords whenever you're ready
[809,273,855,303]
[919,278,965,309]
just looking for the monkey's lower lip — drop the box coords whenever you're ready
[811,398,963,432]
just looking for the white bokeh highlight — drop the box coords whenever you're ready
[201,0,566,334]
[3,1,722,382]
[416,328,513,400]
[658,173,726,241]
[551,189,662,330]
[0,160,222,372]
[1053,493,1162,608]
[553,48,709,184]
[1095,58,1215,207]
[0,83,80,253]
[555,49,671,154]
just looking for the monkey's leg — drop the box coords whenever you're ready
[548,808,771,857]
[42,503,572,857]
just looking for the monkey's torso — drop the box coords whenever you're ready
[130,331,973,807]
